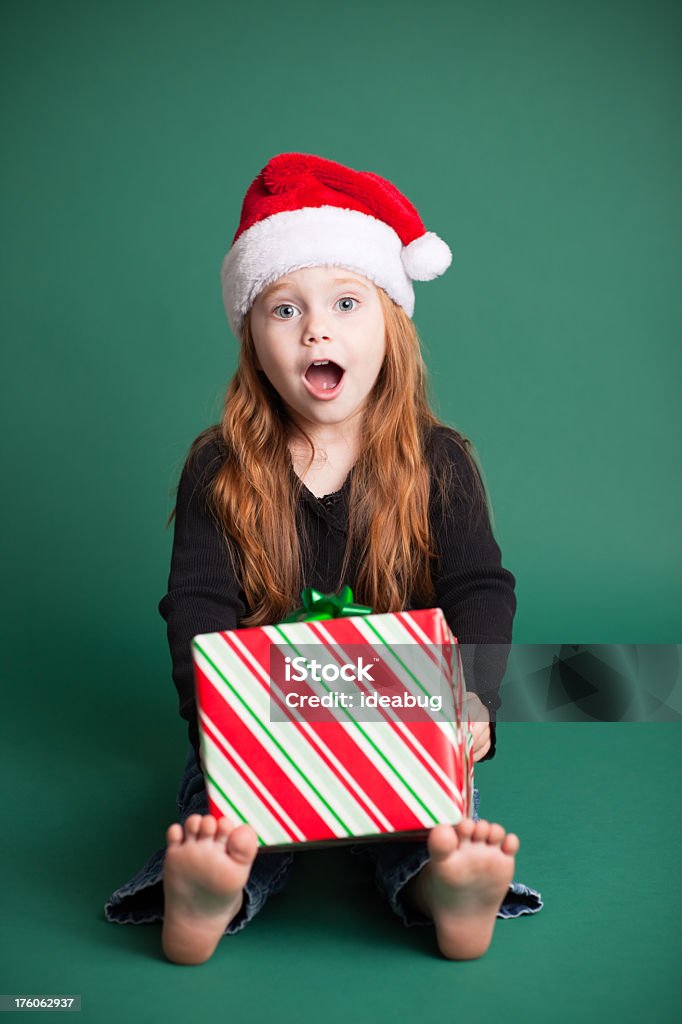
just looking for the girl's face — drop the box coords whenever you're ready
[249,265,386,439]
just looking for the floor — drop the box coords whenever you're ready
[5,722,680,1024]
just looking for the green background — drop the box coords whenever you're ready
[2,0,680,1021]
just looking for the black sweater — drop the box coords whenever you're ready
[158,426,517,767]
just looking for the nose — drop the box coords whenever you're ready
[301,307,332,345]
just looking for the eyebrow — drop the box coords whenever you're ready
[261,276,370,300]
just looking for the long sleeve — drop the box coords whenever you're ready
[158,437,247,766]
[428,429,517,762]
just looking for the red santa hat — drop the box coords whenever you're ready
[220,152,452,339]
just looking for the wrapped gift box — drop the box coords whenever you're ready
[191,590,474,851]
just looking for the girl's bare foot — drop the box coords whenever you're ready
[161,813,259,965]
[404,818,519,960]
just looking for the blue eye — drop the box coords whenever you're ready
[273,304,298,319]
[337,296,359,311]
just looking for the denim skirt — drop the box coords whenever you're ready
[104,744,543,934]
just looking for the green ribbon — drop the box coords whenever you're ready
[280,585,373,623]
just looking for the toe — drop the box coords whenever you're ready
[486,823,506,845]
[472,819,491,843]
[199,815,218,840]
[502,832,520,855]
[184,814,203,839]
[454,817,476,843]
[166,823,183,846]
[227,824,259,864]
[427,824,459,860]
[215,818,233,844]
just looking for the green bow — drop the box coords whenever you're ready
[281,585,373,623]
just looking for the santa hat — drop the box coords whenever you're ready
[220,152,452,339]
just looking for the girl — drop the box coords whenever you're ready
[104,152,543,964]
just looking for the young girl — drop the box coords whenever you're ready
[104,152,543,963]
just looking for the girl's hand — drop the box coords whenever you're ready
[464,692,491,762]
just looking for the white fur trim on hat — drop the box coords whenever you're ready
[220,205,415,339]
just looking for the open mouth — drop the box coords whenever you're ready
[303,359,345,393]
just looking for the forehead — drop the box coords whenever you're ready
[258,269,373,301]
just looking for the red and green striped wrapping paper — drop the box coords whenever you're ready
[191,607,474,851]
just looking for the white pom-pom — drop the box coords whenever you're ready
[401,231,452,281]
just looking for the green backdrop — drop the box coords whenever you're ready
[2,1,680,1021]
